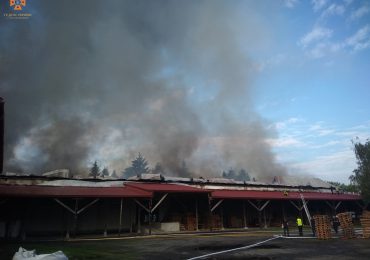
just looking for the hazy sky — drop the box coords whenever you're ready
[254,0,370,183]
[1,0,369,183]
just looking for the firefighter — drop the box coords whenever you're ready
[333,216,340,234]
[282,219,289,236]
[297,216,303,236]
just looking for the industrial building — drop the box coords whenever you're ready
[0,172,363,240]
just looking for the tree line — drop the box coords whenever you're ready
[88,152,251,181]
[87,138,370,207]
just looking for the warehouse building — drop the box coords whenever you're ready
[0,172,363,240]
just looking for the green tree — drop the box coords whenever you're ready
[122,153,150,178]
[101,167,109,178]
[237,168,251,181]
[350,139,370,204]
[90,160,100,179]
[327,181,359,193]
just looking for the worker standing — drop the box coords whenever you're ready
[296,216,303,236]
[282,219,289,236]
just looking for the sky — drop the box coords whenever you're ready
[253,0,370,183]
[1,0,369,183]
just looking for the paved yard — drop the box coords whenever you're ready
[1,229,370,259]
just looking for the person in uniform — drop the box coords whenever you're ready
[297,216,303,236]
[282,219,289,236]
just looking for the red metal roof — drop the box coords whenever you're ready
[211,190,361,201]
[125,182,209,193]
[0,184,152,198]
[0,182,361,201]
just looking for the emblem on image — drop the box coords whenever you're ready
[10,0,26,11]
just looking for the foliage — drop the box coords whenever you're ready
[89,160,100,179]
[327,181,359,193]
[238,168,251,181]
[101,167,110,177]
[350,138,370,203]
[122,153,150,178]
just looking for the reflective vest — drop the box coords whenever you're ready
[297,218,303,226]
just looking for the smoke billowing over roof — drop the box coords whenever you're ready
[1,1,286,178]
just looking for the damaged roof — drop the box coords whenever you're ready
[0,174,361,201]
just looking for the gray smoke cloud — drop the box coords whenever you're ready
[0,0,285,178]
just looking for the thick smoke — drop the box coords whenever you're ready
[0,0,285,178]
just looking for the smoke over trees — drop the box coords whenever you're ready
[123,153,150,179]
[1,1,286,178]
[90,160,100,179]
[222,168,251,181]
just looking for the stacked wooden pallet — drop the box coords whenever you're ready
[184,213,197,231]
[229,216,242,228]
[360,210,370,238]
[337,212,355,239]
[211,214,222,230]
[313,215,331,240]
[202,214,223,230]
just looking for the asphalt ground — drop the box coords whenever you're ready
[1,228,370,259]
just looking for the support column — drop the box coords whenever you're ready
[258,201,262,229]
[325,201,342,216]
[290,200,304,220]
[129,200,133,233]
[243,200,247,229]
[74,199,78,237]
[54,198,99,238]
[221,204,224,230]
[104,200,108,237]
[208,195,212,232]
[149,199,152,235]
[137,206,141,234]
[195,199,199,231]
[119,198,123,236]
[66,215,70,240]
[248,200,270,229]
[21,198,28,241]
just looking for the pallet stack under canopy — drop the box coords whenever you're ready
[184,213,197,231]
[360,210,370,238]
[313,215,332,240]
[337,212,356,239]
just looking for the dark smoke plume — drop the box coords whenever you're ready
[0,0,285,178]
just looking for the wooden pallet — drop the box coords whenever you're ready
[313,215,332,239]
[337,212,355,239]
[360,212,370,238]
